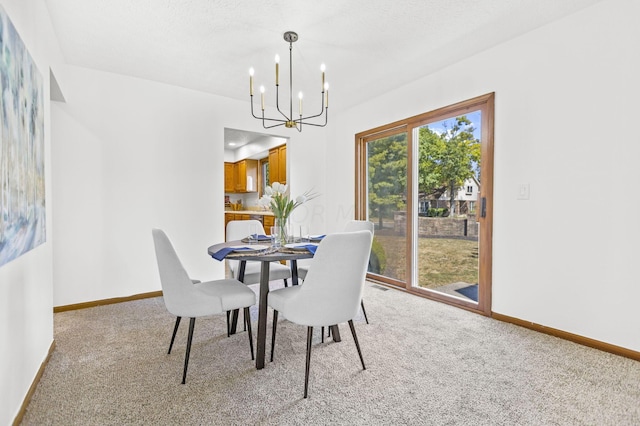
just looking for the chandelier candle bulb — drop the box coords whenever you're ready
[325,83,329,107]
[321,63,325,91]
[260,85,265,110]
[298,92,303,115]
[249,68,254,96]
[275,54,280,86]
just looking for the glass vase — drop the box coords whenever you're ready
[275,216,289,247]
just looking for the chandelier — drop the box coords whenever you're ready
[249,31,328,132]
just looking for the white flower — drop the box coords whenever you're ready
[257,184,319,219]
[257,196,272,207]
[271,182,287,195]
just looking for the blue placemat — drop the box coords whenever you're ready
[296,244,318,254]
[211,246,252,261]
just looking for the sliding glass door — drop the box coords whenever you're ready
[359,129,408,286]
[356,94,494,315]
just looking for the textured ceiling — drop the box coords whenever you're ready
[44,0,602,111]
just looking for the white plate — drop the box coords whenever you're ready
[229,244,268,252]
[285,243,317,249]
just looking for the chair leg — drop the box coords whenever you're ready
[304,326,313,399]
[361,300,369,324]
[168,316,181,354]
[243,308,247,332]
[283,279,288,288]
[321,327,324,343]
[226,311,230,337]
[244,307,254,360]
[270,310,279,362]
[348,320,366,370]
[182,317,196,384]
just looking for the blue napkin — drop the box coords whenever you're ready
[250,234,271,241]
[211,246,252,261]
[309,234,325,241]
[295,244,318,254]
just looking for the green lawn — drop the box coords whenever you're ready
[373,233,478,289]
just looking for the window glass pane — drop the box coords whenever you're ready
[415,112,481,300]
[366,132,408,283]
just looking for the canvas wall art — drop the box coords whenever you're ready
[0,5,46,267]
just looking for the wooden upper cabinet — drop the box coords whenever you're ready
[235,160,247,192]
[224,162,235,192]
[226,159,258,193]
[268,149,279,185]
[268,144,286,185]
[278,145,286,185]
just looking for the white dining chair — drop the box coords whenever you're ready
[152,229,256,384]
[268,230,373,398]
[297,220,374,324]
[226,220,292,287]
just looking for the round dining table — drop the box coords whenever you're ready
[207,240,340,370]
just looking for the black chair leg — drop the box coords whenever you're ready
[244,307,254,360]
[348,320,366,370]
[361,300,369,324]
[304,326,313,398]
[168,316,181,354]
[226,311,230,337]
[283,279,289,288]
[270,310,279,362]
[321,327,324,343]
[182,317,196,384]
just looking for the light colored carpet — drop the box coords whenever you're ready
[22,281,640,425]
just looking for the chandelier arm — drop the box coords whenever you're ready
[295,110,328,128]
[300,90,327,120]
[250,95,264,119]
[295,120,327,128]
[299,108,327,121]
[260,117,289,125]
[249,31,327,132]
[252,95,290,125]
[260,121,286,129]
[261,110,287,129]
[274,85,292,121]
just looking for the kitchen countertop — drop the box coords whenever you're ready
[225,210,274,216]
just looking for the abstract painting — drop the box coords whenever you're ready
[0,5,46,267]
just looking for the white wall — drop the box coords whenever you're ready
[52,66,264,305]
[0,0,62,423]
[50,64,327,307]
[328,0,640,351]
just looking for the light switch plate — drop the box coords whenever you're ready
[517,183,530,200]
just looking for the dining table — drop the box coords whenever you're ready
[207,239,341,369]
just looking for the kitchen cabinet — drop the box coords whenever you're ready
[225,159,258,193]
[235,160,247,192]
[224,162,235,192]
[268,144,286,185]
[263,215,275,234]
[225,212,273,239]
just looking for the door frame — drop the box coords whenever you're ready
[355,93,494,316]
